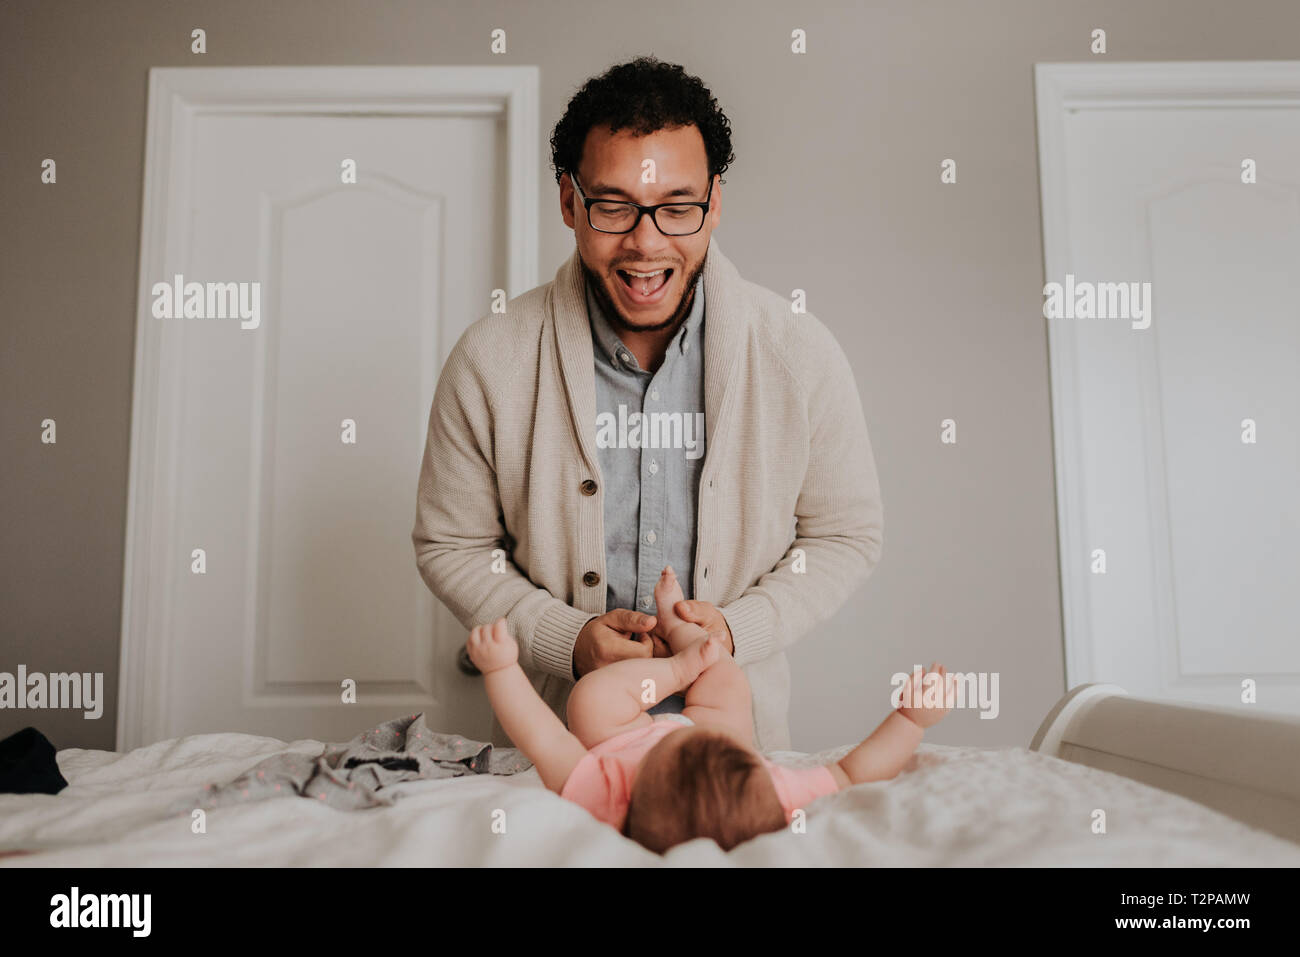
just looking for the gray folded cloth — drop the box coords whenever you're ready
[174,712,532,813]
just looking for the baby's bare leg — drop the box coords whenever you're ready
[566,636,722,749]
[682,654,756,749]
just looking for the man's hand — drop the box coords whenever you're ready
[657,600,734,656]
[572,609,658,678]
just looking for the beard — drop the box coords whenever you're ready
[579,249,708,336]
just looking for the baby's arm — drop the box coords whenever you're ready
[465,619,587,793]
[826,664,955,788]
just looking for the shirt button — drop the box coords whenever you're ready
[580,479,597,495]
[683,340,690,352]
[620,351,631,364]
[646,530,656,544]
[583,571,600,587]
[649,461,658,475]
[650,389,659,401]
[640,596,651,608]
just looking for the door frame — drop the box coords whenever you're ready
[1034,60,1300,694]
[119,66,539,750]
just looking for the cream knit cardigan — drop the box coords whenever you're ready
[412,237,883,751]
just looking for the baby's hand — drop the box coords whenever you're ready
[466,618,519,675]
[897,662,955,729]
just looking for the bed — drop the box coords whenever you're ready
[3,684,1298,866]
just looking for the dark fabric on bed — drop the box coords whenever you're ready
[174,712,532,813]
[0,727,68,795]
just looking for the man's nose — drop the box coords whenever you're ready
[628,208,670,246]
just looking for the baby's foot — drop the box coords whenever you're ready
[670,633,724,690]
[654,565,707,653]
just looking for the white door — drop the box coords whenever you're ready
[1037,63,1300,713]
[122,68,537,747]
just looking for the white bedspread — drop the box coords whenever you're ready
[3,733,1297,866]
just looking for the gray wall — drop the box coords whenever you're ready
[4,0,1297,753]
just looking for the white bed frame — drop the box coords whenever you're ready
[1031,684,1300,845]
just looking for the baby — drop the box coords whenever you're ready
[466,565,955,854]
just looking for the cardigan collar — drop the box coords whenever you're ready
[550,235,744,488]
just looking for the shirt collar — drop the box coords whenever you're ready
[586,273,705,372]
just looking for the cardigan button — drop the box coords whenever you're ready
[583,571,601,587]
[580,479,597,495]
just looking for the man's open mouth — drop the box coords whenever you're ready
[616,267,673,297]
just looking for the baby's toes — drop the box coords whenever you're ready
[654,566,685,619]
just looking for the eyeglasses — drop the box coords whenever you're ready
[570,172,713,236]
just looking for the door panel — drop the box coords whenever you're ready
[1055,98,1300,710]
[160,111,501,740]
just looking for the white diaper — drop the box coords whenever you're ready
[654,713,695,727]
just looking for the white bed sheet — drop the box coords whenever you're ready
[2,732,1297,866]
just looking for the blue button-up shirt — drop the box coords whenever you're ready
[587,275,707,710]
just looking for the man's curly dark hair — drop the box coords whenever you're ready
[550,55,735,187]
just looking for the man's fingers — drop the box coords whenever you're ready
[601,635,651,663]
[577,611,658,673]
[675,600,700,621]
[607,608,656,632]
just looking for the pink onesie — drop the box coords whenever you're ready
[559,714,839,831]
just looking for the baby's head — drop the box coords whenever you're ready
[622,727,787,854]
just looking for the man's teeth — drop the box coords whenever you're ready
[620,268,669,296]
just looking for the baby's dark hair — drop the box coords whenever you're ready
[549,55,736,186]
[622,731,787,854]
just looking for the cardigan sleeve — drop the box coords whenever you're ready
[721,318,884,670]
[411,327,595,681]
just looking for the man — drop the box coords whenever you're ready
[413,56,883,751]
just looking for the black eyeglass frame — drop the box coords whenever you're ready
[569,172,715,236]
